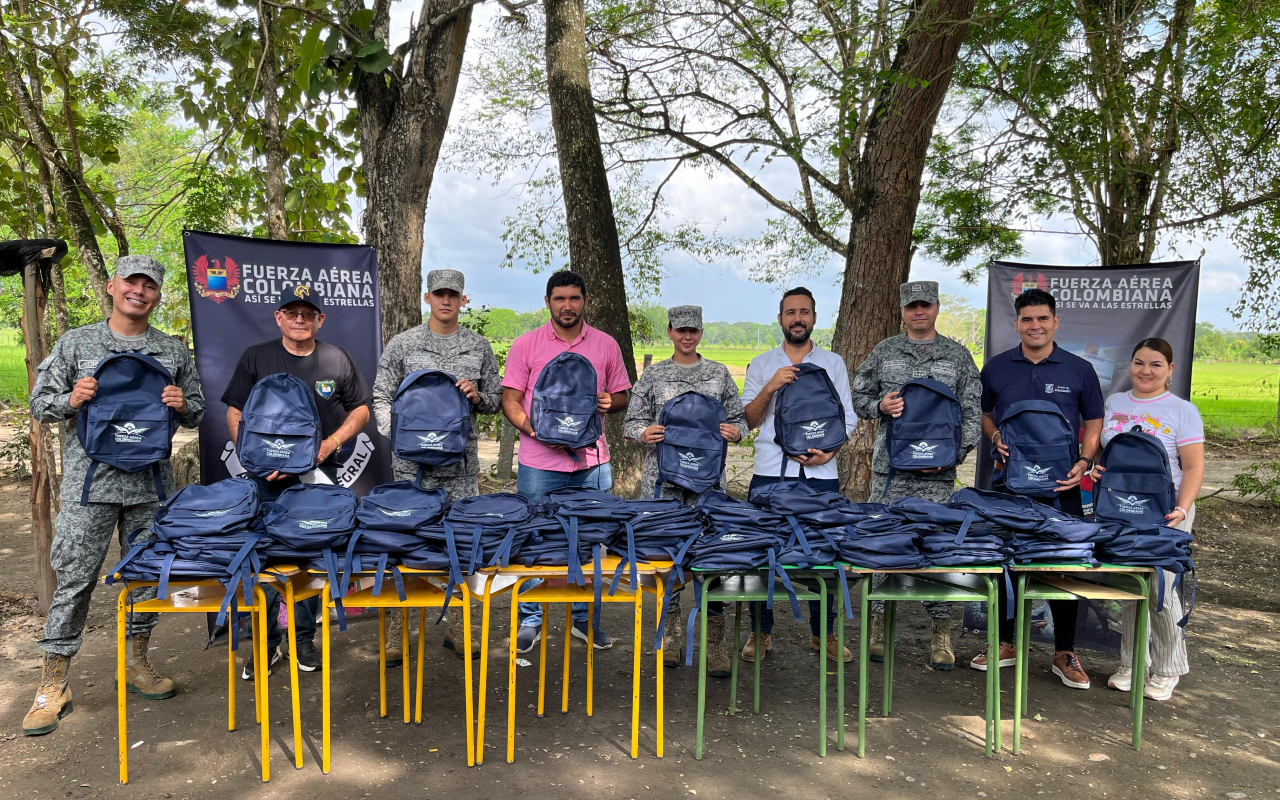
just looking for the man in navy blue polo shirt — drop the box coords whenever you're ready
[971,288,1104,690]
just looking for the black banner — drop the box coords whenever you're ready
[183,230,391,494]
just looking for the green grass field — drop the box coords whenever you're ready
[0,329,28,405]
[634,344,1280,433]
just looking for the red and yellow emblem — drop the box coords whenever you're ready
[191,255,241,303]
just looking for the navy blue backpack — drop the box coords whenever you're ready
[773,363,846,474]
[883,378,963,497]
[151,478,260,542]
[1094,428,1176,525]
[530,352,601,452]
[654,392,727,497]
[391,369,471,475]
[76,352,178,505]
[237,373,322,477]
[996,400,1077,497]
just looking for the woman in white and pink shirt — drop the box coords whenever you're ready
[1094,337,1204,702]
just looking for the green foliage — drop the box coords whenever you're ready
[1194,323,1280,364]
[1230,460,1280,507]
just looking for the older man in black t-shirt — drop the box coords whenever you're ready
[222,294,372,678]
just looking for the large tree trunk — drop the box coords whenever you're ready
[544,0,643,497]
[343,0,473,343]
[831,0,976,500]
[258,3,289,241]
[0,39,113,319]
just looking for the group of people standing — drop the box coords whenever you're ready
[23,257,1202,739]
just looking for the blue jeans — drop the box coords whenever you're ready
[517,462,613,628]
[748,473,841,636]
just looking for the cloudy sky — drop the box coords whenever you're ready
[402,6,1250,330]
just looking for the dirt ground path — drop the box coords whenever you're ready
[0,485,1277,800]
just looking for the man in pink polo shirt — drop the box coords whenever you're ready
[501,270,632,652]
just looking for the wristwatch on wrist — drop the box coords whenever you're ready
[1076,455,1094,472]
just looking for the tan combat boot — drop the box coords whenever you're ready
[662,609,682,668]
[869,612,885,662]
[443,607,479,659]
[385,612,403,668]
[23,653,73,736]
[126,632,177,699]
[811,633,853,663]
[929,618,955,671]
[705,614,731,677]
[740,631,772,662]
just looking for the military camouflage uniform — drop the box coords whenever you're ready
[623,356,747,501]
[851,332,981,618]
[372,324,501,501]
[32,322,205,656]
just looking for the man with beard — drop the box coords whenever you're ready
[740,287,857,663]
[501,270,632,653]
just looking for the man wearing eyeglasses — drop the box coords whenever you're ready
[221,291,372,678]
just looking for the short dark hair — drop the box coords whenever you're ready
[1014,288,1056,317]
[1132,337,1175,363]
[546,270,587,298]
[780,286,815,315]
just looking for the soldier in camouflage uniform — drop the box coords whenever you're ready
[623,305,746,677]
[850,280,982,670]
[373,269,501,661]
[24,256,205,736]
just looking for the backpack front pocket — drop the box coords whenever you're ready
[890,422,958,469]
[1096,472,1174,523]
[533,394,600,445]
[658,428,724,491]
[393,414,468,463]
[779,412,844,455]
[1006,443,1074,494]
[240,421,317,474]
[83,402,173,472]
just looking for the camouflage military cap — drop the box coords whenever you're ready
[427,269,465,294]
[667,305,703,330]
[900,280,939,306]
[115,255,165,286]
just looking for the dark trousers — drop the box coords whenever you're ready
[748,473,842,636]
[996,485,1084,652]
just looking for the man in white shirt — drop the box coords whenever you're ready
[740,287,857,663]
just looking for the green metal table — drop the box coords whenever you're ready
[691,566,848,759]
[849,565,1004,757]
[1010,564,1154,752]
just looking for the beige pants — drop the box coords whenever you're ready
[1119,504,1193,677]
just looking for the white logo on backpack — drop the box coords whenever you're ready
[417,432,447,450]
[677,452,705,471]
[556,415,584,435]
[801,420,828,440]
[910,441,937,459]
[1023,464,1052,482]
[263,438,299,459]
[1114,494,1151,515]
[112,422,151,443]
[298,519,332,529]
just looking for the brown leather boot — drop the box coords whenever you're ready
[811,633,853,663]
[662,608,682,668]
[126,632,177,699]
[740,631,772,662]
[930,618,955,670]
[706,614,731,677]
[443,607,479,660]
[869,612,885,662]
[23,653,73,736]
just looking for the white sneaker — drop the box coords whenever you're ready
[1144,673,1179,701]
[1107,666,1132,692]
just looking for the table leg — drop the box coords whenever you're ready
[1020,593,1031,717]
[538,602,549,717]
[1132,572,1151,751]
[818,578,827,758]
[285,582,303,769]
[695,577,708,760]
[729,600,741,716]
[117,591,128,784]
[586,602,595,717]
[256,585,270,782]
[990,575,1001,756]
[414,607,427,725]
[858,576,869,757]
[753,599,761,714]
[462,588,475,768]
[882,600,896,717]
[631,588,642,759]
[322,594,331,774]
[655,575,665,758]
[507,579,523,764]
[561,603,572,715]
[475,577,493,766]
[378,608,387,719]
[228,610,237,733]
[837,579,845,752]
[401,608,411,724]
[1011,573,1023,754]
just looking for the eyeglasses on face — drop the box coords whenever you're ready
[281,308,320,321]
